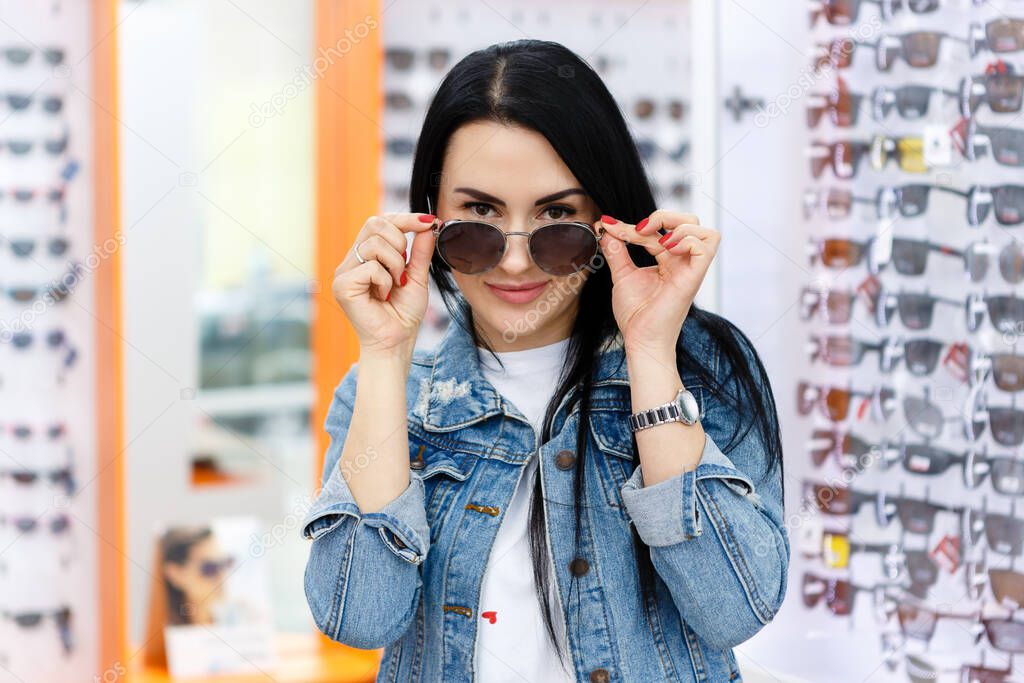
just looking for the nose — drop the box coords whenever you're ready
[496,222,534,274]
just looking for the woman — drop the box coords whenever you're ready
[303,39,788,683]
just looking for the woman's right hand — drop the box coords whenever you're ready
[332,213,438,357]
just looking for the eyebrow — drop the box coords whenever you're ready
[453,187,588,207]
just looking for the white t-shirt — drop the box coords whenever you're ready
[474,336,577,683]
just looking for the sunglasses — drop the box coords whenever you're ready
[4,92,63,114]
[636,139,690,164]
[2,46,65,67]
[632,98,688,121]
[797,381,895,422]
[808,429,878,473]
[1,467,76,494]
[873,235,998,282]
[904,391,985,440]
[6,422,67,441]
[966,509,1024,556]
[966,294,1024,334]
[799,286,864,324]
[808,140,871,178]
[198,556,234,578]
[806,236,874,268]
[875,31,969,70]
[3,606,72,654]
[905,654,1014,683]
[809,0,941,26]
[816,533,937,593]
[979,617,1024,653]
[877,291,964,331]
[961,64,1024,116]
[971,18,1024,57]
[820,183,1024,227]
[871,84,958,120]
[872,135,928,174]
[897,603,978,642]
[0,513,71,535]
[801,572,883,616]
[384,46,451,72]
[431,215,606,277]
[953,117,1024,168]
[806,77,863,128]
[7,236,70,259]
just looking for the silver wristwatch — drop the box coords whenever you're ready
[628,387,700,433]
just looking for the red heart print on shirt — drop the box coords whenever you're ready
[481,611,497,624]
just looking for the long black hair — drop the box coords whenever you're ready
[407,38,783,665]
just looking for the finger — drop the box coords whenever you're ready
[665,234,718,283]
[362,213,433,256]
[596,220,638,282]
[597,214,672,265]
[339,259,394,302]
[635,210,701,237]
[404,227,437,286]
[353,234,408,286]
[663,224,720,252]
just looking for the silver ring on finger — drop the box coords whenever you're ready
[353,239,368,264]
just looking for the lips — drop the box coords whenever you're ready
[485,281,549,304]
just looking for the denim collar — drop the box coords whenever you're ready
[419,318,631,432]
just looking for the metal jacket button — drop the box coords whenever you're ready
[555,449,576,470]
[569,557,589,576]
[589,668,610,683]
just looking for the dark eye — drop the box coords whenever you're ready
[464,202,495,218]
[543,205,575,221]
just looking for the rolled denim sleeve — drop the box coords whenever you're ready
[301,362,429,649]
[619,334,790,651]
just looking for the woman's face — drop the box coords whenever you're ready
[436,120,601,351]
[164,536,233,623]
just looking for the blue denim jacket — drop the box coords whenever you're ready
[302,316,789,682]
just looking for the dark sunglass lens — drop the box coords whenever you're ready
[6,94,30,110]
[990,569,1024,607]
[895,85,933,118]
[896,184,930,217]
[891,238,928,275]
[904,396,943,438]
[903,444,953,475]
[899,499,939,535]
[42,48,65,66]
[385,47,413,70]
[987,618,1024,653]
[990,407,1024,446]
[13,613,42,627]
[988,126,1024,167]
[904,338,942,374]
[14,517,37,532]
[987,19,1024,54]
[993,354,1024,392]
[821,238,864,267]
[42,96,63,114]
[825,188,852,217]
[987,514,1024,555]
[902,32,942,68]
[988,295,1024,333]
[530,223,597,277]
[49,238,70,257]
[10,240,34,258]
[993,185,1024,226]
[992,458,1024,495]
[827,580,854,615]
[988,74,1024,113]
[50,515,70,534]
[1000,242,1024,284]
[5,47,31,64]
[436,222,506,275]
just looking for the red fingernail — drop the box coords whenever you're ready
[636,218,649,231]
[400,271,408,287]
[419,214,436,223]
[665,238,683,249]
[658,232,672,244]
[600,214,618,225]
[385,291,391,301]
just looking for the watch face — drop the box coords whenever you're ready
[675,389,700,424]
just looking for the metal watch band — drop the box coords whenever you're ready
[628,403,683,432]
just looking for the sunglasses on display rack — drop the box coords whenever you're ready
[384,46,452,72]
[872,83,958,120]
[804,184,1024,227]
[809,0,941,27]
[1,46,65,67]
[635,139,690,164]
[904,389,986,440]
[428,198,607,277]
[6,236,70,259]
[2,606,72,655]
[0,466,76,495]
[952,117,1024,168]
[803,481,954,534]
[631,98,688,121]
[979,617,1024,654]
[808,334,957,377]
[6,422,67,441]
[0,513,70,536]
[799,286,868,324]
[812,32,968,72]
[967,294,1024,334]
[807,77,863,128]
[874,236,1006,283]
[806,236,876,268]
[966,506,1024,556]
[808,429,879,473]
[876,291,965,331]
[961,61,1024,116]
[897,602,980,642]
[797,380,895,422]
[905,654,1015,683]
[975,352,1024,393]
[801,572,896,617]
[816,532,940,596]
[808,136,927,178]
[3,92,63,115]
[971,18,1024,57]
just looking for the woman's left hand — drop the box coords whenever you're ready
[595,210,720,356]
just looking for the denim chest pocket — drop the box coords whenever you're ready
[408,436,478,543]
[587,385,704,517]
